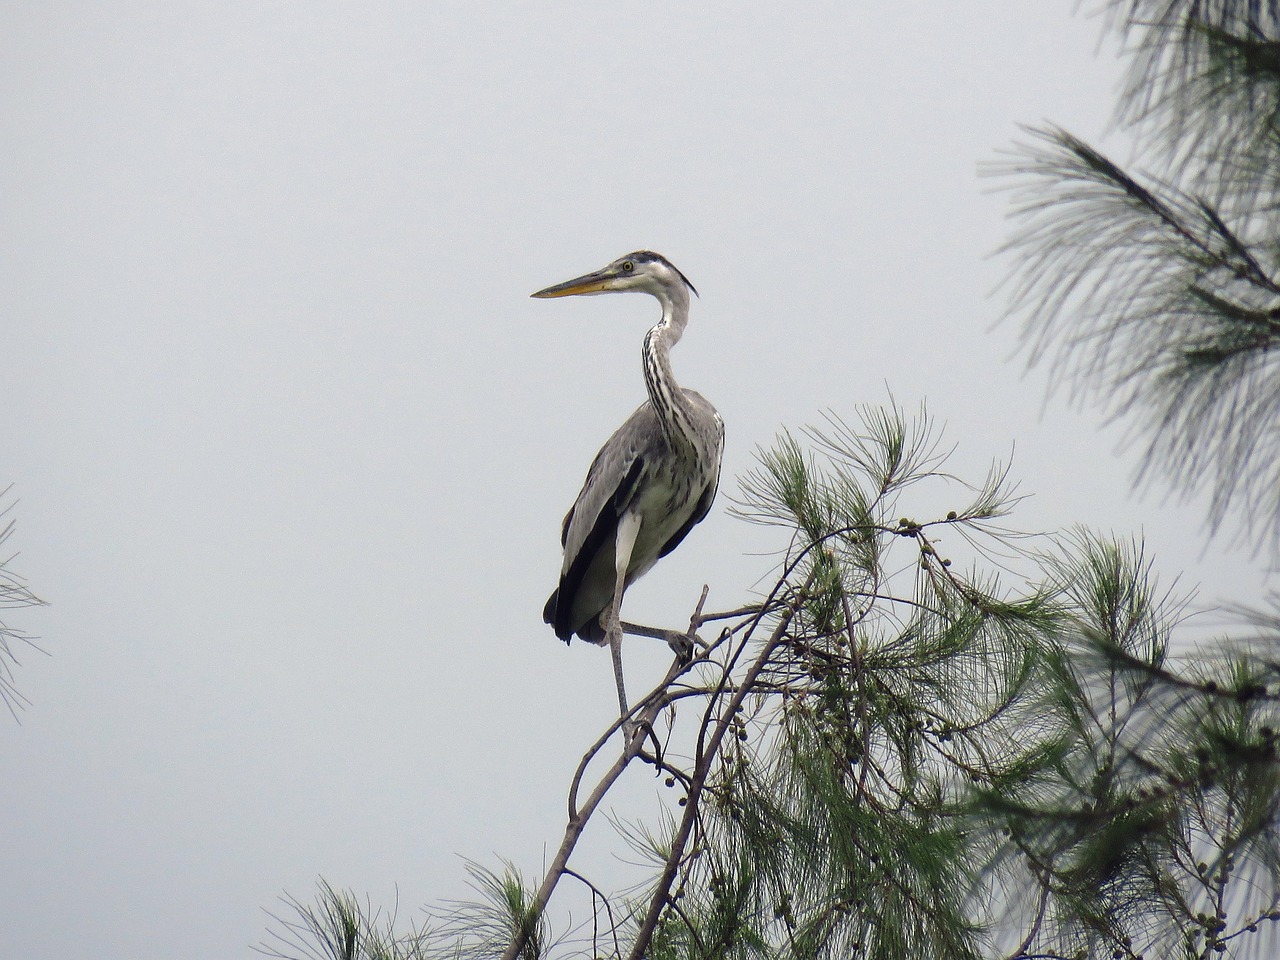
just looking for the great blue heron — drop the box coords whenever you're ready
[533,251,724,721]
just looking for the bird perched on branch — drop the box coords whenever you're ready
[533,251,724,720]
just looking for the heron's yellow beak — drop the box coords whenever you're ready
[530,268,619,299]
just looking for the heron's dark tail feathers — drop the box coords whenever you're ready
[544,589,573,645]
[544,588,608,645]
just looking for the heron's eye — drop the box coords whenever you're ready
[621,261,634,272]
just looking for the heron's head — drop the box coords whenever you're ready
[530,251,698,303]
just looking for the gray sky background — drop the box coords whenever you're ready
[2,3,1270,958]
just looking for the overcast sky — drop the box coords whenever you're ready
[2,4,1270,958]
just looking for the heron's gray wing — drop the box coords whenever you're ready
[559,404,654,563]
[545,403,655,641]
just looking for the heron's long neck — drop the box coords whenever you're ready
[642,290,698,452]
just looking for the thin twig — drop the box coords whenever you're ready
[562,868,622,960]
[1005,871,1053,960]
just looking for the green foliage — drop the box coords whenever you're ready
[653,402,1029,960]
[259,880,432,960]
[430,863,549,960]
[261,865,549,960]
[974,532,1280,959]
[644,409,1280,960]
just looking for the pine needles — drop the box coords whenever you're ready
[997,2,1280,557]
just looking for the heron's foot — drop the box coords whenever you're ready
[623,717,656,752]
[664,630,695,664]
[621,620,705,661]
[621,717,641,744]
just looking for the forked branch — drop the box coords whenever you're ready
[499,588,715,960]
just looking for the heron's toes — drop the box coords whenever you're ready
[665,630,696,663]
[623,718,658,753]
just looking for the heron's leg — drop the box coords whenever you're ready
[606,512,643,723]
